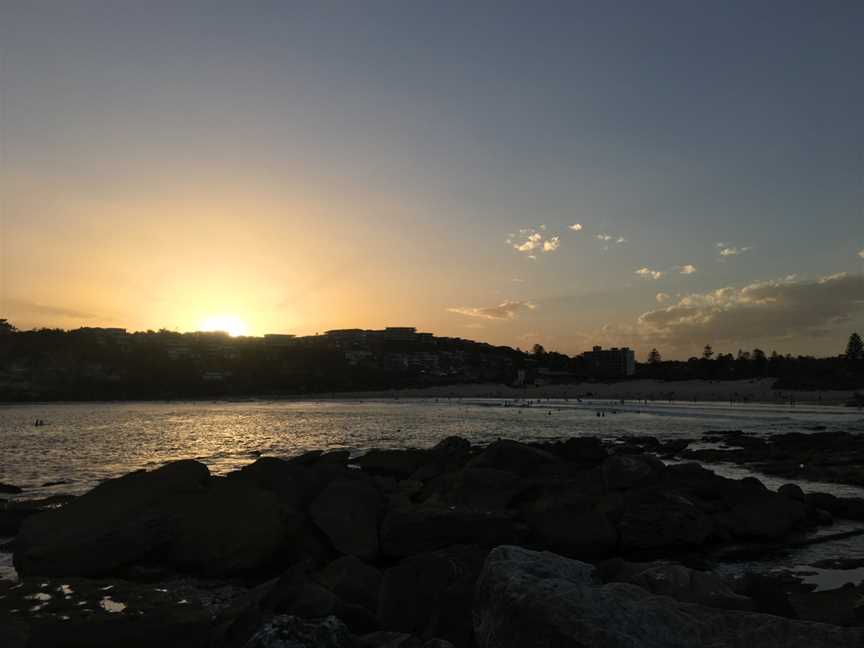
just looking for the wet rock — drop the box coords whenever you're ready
[244,615,356,648]
[380,507,520,558]
[596,559,753,611]
[467,439,561,476]
[378,545,485,646]
[317,555,382,614]
[790,583,864,627]
[473,545,864,648]
[602,454,665,490]
[618,489,713,551]
[0,482,23,495]
[310,480,382,560]
[0,577,211,648]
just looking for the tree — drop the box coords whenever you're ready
[752,348,767,376]
[846,333,864,361]
[0,319,16,334]
[647,348,662,364]
[702,344,713,360]
[532,343,546,357]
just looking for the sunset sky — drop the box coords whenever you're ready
[2,1,862,359]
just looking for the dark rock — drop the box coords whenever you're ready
[228,457,350,509]
[310,480,382,560]
[0,482,23,494]
[779,483,806,502]
[244,615,356,648]
[555,437,608,465]
[473,545,864,648]
[354,450,429,480]
[602,454,665,490]
[0,577,211,648]
[790,583,864,627]
[720,494,807,540]
[317,555,382,614]
[596,559,753,610]
[522,488,617,558]
[358,632,455,648]
[380,507,520,557]
[467,440,561,476]
[0,495,76,536]
[378,545,485,646]
[421,468,524,510]
[14,460,210,576]
[618,489,713,551]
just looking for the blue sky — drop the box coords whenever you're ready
[1,1,862,358]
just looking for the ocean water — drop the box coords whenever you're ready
[1,397,863,499]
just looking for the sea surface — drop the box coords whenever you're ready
[3,397,864,585]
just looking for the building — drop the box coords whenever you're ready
[582,346,635,377]
[264,334,297,347]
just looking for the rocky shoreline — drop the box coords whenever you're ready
[3,434,864,646]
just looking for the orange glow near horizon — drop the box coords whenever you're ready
[199,314,250,337]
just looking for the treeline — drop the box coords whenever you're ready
[635,336,864,390]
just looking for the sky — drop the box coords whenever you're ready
[1,1,862,359]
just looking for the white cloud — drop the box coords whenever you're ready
[511,278,525,283]
[616,237,626,244]
[447,300,537,320]
[539,224,547,231]
[569,223,583,231]
[677,264,697,275]
[636,267,665,280]
[656,292,671,304]
[597,234,613,242]
[543,236,560,252]
[637,272,864,345]
[510,227,560,256]
[859,248,864,259]
[719,246,752,257]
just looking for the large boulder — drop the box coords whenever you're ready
[473,545,864,648]
[720,494,807,540]
[618,490,713,551]
[596,559,754,611]
[354,450,429,480]
[317,556,382,614]
[14,460,210,576]
[522,488,617,558]
[0,495,76,536]
[467,440,561,476]
[421,468,524,511]
[0,577,211,648]
[378,545,485,646]
[380,507,520,558]
[602,454,665,490]
[310,480,382,560]
[14,461,293,577]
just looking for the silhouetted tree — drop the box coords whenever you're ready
[0,319,16,334]
[647,348,662,364]
[846,333,864,360]
[702,344,713,360]
[532,343,546,358]
[752,348,767,376]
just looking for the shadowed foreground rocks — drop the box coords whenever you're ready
[473,546,864,648]
[5,435,864,646]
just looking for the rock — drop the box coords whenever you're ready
[596,559,753,611]
[310,480,382,560]
[378,545,485,646]
[229,457,349,508]
[779,483,807,502]
[555,437,608,465]
[0,495,76,536]
[14,460,210,577]
[790,583,864,627]
[721,494,807,540]
[317,556,382,613]
[0,577,211,648]
[421,468,523,510]
[167,478,291,576]
[354,450,429,480]
[522,489,617,558]
[358,632,454,648]
[602,454,665,490]
[14,461,293,578]
[467,440,561,476]
[244,615,356,648]
[618,489,713,551]
[380,507,519,558]
[0,482,22,495]
[473,545,864,648]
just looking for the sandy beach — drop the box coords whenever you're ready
[325,378,859,405]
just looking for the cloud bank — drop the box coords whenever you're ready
[447,300,537,320]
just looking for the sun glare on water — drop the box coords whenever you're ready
[199,314,249,337]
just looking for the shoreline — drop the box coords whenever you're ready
[1,378,860,407]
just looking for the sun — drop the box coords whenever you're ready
[199,314,249,337]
